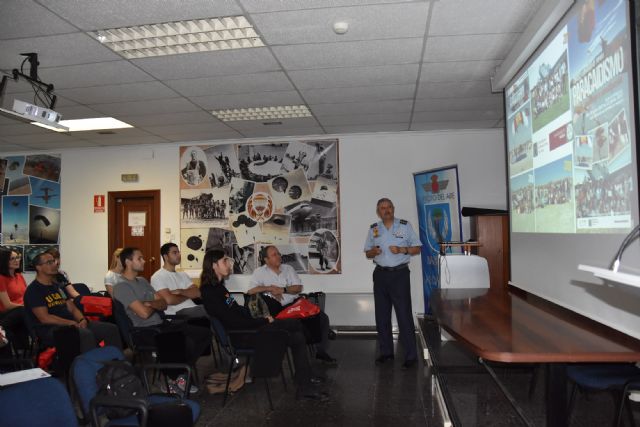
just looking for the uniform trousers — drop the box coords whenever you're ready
[373,266,417,362]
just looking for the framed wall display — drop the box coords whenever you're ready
[179,139,340,274]
[0,154,62,271]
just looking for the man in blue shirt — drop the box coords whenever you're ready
[364,198,421,369]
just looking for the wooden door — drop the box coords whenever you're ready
[108,190,160,281]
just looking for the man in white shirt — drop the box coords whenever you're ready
[151,243,207,319]
[248,245,337,365]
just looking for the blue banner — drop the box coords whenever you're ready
[413,165,463,313]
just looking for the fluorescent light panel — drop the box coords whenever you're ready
[33,117,133,132]
[92,16,264,59]
[212,105,312,122]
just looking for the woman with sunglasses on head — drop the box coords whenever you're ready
[0,248,29,354]
[199,248,329,401]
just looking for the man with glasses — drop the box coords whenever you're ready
[151,243,207,319]
[24,252,122,353]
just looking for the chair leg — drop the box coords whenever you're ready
[286,350,294,377]
[264,379,273,410]
[223,358,234,406]
[615,384,634,427]
[567,383,578,426]
[528,366,539,399]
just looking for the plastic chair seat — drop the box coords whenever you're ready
[567,363,640,389]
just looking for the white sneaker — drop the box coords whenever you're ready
[159,379,179,395]
[175,374,198,395]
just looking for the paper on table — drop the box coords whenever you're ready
[0,368,51,386]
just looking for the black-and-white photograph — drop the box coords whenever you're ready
[204,144,240,188]
[180,188,229,228]
[286,198,338,236]
[232,244,255,274]
[180,227,210,269]
[306,140,338,181]
[270,168,312,210]
[205,227,236,255]
[237,143,288,182]
[230,213,261,247]
[282,141,316,174]
[258,243,308,273]
[180,146,208,187]
[229,177,255,214]
[261,213,290,243]
[308,229,340,273]
[312,177,338,203]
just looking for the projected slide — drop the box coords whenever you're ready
[506,0,636,234]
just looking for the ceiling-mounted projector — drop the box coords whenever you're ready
[0,99,69,132]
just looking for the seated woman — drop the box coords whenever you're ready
[199,249,328,401]
[0,248,28,352]
[104,248,124,296]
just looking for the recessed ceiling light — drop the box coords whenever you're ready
[90,16,264,59]
[212,105,312,122]
[33,117,133,132]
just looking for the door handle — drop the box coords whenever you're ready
[149,257,156,263]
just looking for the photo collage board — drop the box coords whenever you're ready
[179,139,340,275]
[0,154,62,271]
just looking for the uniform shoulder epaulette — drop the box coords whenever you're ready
[399,219,408,224]
[370,223,377,228]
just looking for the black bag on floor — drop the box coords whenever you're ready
[95,360,147,419]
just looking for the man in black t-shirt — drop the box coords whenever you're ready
[24,252,122,352]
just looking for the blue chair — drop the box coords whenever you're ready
[567,363,640,426]
[0,377,78,427]
[70,345,200,426]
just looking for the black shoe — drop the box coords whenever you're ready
[310,376,326,385]
[328,329,337,340]
[297,388,330,402]
[316,351,338,366]
[375,355,394,365]
[401,359,417,370]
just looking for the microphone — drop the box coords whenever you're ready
[609,224,640,272]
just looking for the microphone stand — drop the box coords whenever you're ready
[609,224,640,272]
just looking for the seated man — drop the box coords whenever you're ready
[24,252,122,353]
[248,245,336,365]
[151,243,207,319]
[113,247,212,393]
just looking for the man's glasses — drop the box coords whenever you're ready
[38,259,56,266]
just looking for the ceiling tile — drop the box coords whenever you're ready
[131,48,281,80]
[53,105,109,120]
[225,117,319,131]
[412,109,502,123]
[165,72,294,97]
[424,34,515,62]
[318,112,410,126]
[62,82,179,104]
[324,123,408,133]
[20,139,103,149]
[302,84,415,104]
[417,80,492,98]
[38,0,242,31]
[240,0,419,13]
[124,111,219,127]
[163,130,243,142]
[239,127,325,138]
[190,91,304,110]
[420,60,501,83]
[0,0,78,39]
[272,38,423,70]
[253,3,428,45]
[413,95,503,112]
[311,99,413,116]
[38,61,154,89]
[410,120,497,131]
[141,121,232,136]
[289,64,419,90]
[429,0,540,36]
[88,98,201,117]
[0,33,121,69]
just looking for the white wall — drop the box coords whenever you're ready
[8,128,507,325]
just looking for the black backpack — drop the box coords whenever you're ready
[95,360,147,419]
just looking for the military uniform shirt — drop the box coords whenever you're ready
[363,218,421,267]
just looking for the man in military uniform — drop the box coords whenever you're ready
[363,198,421,369]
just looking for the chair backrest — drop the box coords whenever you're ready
[112,298,135,348]
[209,316,230,348]
[0,377,79,427]
[251,329,289,379]
[70,345,126,416]
[439,254,490,289]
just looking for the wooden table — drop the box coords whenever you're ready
[431,287,640,426]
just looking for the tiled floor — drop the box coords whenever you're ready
[189,321,640,426]
[192,336,442,426]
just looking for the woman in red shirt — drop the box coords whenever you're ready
[0,248,28,352]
